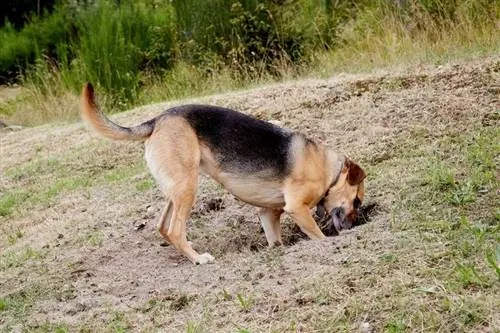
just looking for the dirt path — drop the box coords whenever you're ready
[1,56,499,333]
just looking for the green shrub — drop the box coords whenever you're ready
[0,8,69,83]
[65,0,175,105]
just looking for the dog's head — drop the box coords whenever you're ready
[316,157,366,233]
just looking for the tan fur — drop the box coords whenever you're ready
[321,158,366,221]
[80,83,366,265]
[80,83,152,141]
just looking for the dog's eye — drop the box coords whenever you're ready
[353,197,361,209]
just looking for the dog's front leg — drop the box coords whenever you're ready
[258,208,283,247]
[284,204,326,240]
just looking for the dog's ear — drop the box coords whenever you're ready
[344,158,366,185]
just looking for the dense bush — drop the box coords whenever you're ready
[0,8,69,82]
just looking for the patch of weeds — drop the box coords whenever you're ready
[55,284,77,302]
[25,322,69,333]
[1,174,92,218]
[485,248,500,281]
[135,179,155,191]
[447,181,476,205]
[86,230,104,247]
[43,176,92,202]
[34,144,44,153]
[102,164,140,182]
[186,321,204,333]
[1,146,145,218]
[142,298,169,315]
[142,293,193,316]
[297,306,352,332]
[384,317,406,333]
[235,292,254,312]
[170,294,191,311]
[454,262,488,289]
[424,159,455,192]
[381,77,405,90]
[453,302,485,327]
[4,157,61,182]
[380,253,396,263]
[106,311,130,333]
[0,283,48,322]
[221,288,232,301]
[0,247,44,271]
[0,298,7,311]
[234,329,252,333]
[6,228,24,245]
[439,296,488,329]
[0,189,29,217]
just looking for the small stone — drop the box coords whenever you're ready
[478,187,488,194]
[135,222,146,231]
[57,233,64,239]
[360,322,371,333]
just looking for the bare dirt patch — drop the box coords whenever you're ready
[1,56,499,332]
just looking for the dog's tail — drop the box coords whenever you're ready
[80,83,154,141]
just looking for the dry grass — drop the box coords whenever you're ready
[1,56,499,332]
[312,2,500,75]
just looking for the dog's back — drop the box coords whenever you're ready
[164,105,294,177]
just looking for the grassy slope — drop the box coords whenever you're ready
[0,56,499,332]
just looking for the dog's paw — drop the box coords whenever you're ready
[195,253,215,265]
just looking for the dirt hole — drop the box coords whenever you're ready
[188,199,381,258]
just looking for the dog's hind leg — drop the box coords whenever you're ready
[162,179,214,265]
[145,118,214,265]
[156,200,174,243]
[259,208,283,247]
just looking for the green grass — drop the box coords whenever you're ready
[235,292,254,312]
[6,229,24,245]
[0,283,48,324]
[0,143,148,218]
[276,124,498,332]
[135,179,155,191]
[386,127,499,330]
[0,190,29,217]
[186,321,204,333]
[0,247,45,271]
[86,230,104,247]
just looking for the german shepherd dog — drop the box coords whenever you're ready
[80,83,366,265]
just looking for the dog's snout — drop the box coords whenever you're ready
[332,207,343,218]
